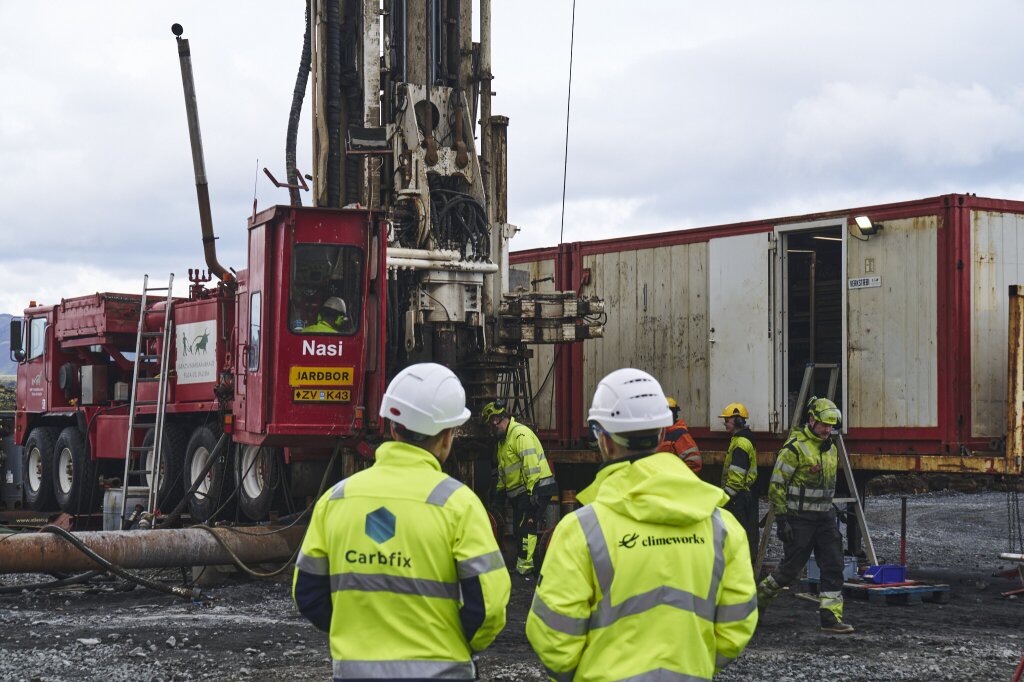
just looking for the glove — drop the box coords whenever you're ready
[492,490,507,510]
[529,492,541,507]
[776,516,795,545]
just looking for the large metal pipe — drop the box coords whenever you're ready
[386,257,497,273]
[172,24,233,283]
[0,525,305,573]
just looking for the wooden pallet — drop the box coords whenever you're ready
[801,578,951,605]
[843,580,951,605]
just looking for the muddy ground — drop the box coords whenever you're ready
[1,491,1022,681]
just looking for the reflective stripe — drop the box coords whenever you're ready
[544,665,576,682]
[519,448,537,456]
[456,550,505,579]
[681,447,700,456]
[426,477,463,507]
[530,591,590,636]
[715,594,757,623]
[576,506,614,596]
[591,584,716,627]
[507,486,527,497]
[770,472,786,485]
[503,462,523,474]
[787,485,830,497]
[619,669,711,682]
[723,486,737,497]
[524,466,543,476]
[295,551,330,576]
[334,658,475,679]
[331,572,460,600]
[820,591,843,607]
[776,461,796,475]
[728,465,747,475]
[329,479,347,500]
[716,652,735,669]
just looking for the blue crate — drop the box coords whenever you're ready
[863,564,907,584]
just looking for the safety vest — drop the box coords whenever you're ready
[526,452,758,681]
[657,417,702,474]
[768,425,838,516]
[721,428,757,497]
[293,441,511,679]
[495,417,553,497]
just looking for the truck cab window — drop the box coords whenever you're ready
[248,292,261,371]
[27,317,46,361]
[290,244,363,335]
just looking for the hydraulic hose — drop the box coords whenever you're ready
[0,571,103,595]
[156,431,230,529]
[40,525,204,602]
[286,0,312,206]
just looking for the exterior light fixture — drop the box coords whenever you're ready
[854,215,884,237]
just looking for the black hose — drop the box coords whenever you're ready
[287,0,313,206]
[326,0,342,207]
[40,525,203,602]
[0,570,104,594]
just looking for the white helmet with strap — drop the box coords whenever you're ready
[379,363,471,436]
[588,368,673,434]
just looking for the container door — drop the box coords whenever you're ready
[708,232,776,432]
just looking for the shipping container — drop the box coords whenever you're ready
[512,194,1024,476]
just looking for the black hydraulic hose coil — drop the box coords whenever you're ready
[287,0,313,206]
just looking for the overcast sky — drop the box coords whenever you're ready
[2,1,1024,314]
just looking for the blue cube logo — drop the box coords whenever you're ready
[365,507,396,544]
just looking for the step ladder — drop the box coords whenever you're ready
[119,274,175,528]
[755,363,878,576]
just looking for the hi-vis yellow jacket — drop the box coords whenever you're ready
[526,452,757,681]
[768,425,838,516]
[293,441,511,680]
[495,417,553,497]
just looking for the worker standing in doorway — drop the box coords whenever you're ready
[657,396,703,474]
[720,402,759,568]
[527,369,757,680]
[482,400,558,579]
[757,396,854,634]
[293,363,511,679]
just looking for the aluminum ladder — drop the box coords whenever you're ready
[754,363,878,577]
[119,274,175,528]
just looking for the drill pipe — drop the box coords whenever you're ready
[0,525,306,574]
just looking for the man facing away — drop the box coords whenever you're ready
[527,368,758,681]
[293,363,511,680]
[482,399,558,578]
[757,396,854,634]
[719,402,759,568]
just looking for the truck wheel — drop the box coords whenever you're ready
[184,426,233,523]
[53,426,100,513]
[142,424,188,512]
[23,427,59,511]
[236,445,281,521]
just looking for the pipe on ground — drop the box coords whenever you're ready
[0,525,306,574]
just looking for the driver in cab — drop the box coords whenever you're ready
[302,296,347,333]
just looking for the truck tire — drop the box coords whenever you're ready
[53,426,100,513]
[141,424,188,512]
[184,426,233,523]
[23,427,60,511]
[236,445,281,521]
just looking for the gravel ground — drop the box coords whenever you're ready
[1,491,1022,681]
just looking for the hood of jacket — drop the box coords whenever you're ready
[577,452,729,526]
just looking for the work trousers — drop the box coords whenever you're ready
[772,510,844,594]
[724,490,759,571]
[511,493,549,575]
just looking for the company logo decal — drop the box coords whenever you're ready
[176,320,217,385]
[365,507,396,544]
[302,339,344,357]
[619,531,706,548]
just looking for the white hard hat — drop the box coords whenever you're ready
[323,296,347,316]
[588,368,673,434]
[379,363,471,436]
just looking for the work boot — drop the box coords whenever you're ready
[819,609,854,634]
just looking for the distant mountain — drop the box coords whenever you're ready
[0,313,16,379]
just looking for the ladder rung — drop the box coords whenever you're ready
[833,497,859,504]
[145,286,170,292]
[141,331,163,338]
[134,400,158,406]
[128,445,151,452]
[137,377,160,383]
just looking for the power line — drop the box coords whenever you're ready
[559,0,577,245]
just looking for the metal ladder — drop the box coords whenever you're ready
[755,363,878,576]
[119,274,175,528]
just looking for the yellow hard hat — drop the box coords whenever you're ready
[481,400,507,423]
[666,396,679,410]
[719,402,750,419]
[808,397,842,426]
